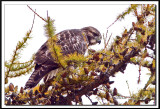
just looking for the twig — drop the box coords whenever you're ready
[85,95,93,104]
[117,94,133,99]
[103,34,107,49]
[47,10,49,19]
[105,16,121,50]
[138,61,142,84]
[5,48,18,83]
[101,97,105,105]
[106,33,112,48]
[27,5,47,22]
[147,55,154,59]
[30,9,36,33]
[106,17,120,30]
[127,28,134,40]
[5,10,36,84]
[138,74,155,97]
[143,74,155,91]
[106,30,108,40]
[126,81,132,96]
[125,28,134,45]
[104,30,108,49]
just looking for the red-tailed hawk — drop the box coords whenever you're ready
[24,26,102,89]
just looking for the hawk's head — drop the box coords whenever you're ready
[81,26,102,46]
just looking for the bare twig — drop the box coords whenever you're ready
[106,33,112,48]
[104,16,121,50]
[125,28,134,46]
[138,64,141,84]
[126,81,132,96]
[30,9,36,33]
[27,5,47,22]
[103,34,106,49]
[85,95,93,104]
[106,30,108,40]
[47,10,49,19]
[104,30,108,49]
[106,17,120,30]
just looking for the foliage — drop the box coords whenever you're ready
[5,28,35,84]
[5,4,156,105]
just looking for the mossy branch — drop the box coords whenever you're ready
[43,16,66,69]
[5,55,34,71]
[44,17,56,38]
[5,10,36,84]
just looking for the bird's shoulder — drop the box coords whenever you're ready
[56,29,87,54]
[34,28,88,65]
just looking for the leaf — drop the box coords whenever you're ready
[93,53,100,61]
[105,50,114,56]
[14,86,18,93]
[130,57,135,62]
[20,87,24,93]
[39,84,44,92]
[72,74,79,81]
[84,68,89,74]
[91,72,97,76]
[152,59,155,68]
[75,96,80,103]
[5,86,10,93]
[44,17,56,37]
[106,91,110,101]
[135,100,140,105]
[92,102,98,105]
[136,34,142,43]
[145,98,150,104]
[106,82,110,89]
[9,83,14,91]
[123,102,128,105]
[113,58,119,65]
[5,78,8,84]
[61,72,67,78]
[142,49,148,58]
[113,88,118,96]
[151,80,156,85]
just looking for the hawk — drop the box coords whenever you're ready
[24,26,102,89]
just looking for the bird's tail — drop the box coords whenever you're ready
[43,69,59,83]
[24,65,54,90]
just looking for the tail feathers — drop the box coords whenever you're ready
[43,69,59,83]
[24,66,53,90]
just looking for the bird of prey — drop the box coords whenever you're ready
[24,26,102,89]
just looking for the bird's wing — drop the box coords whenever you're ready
[24,29,88,89]
[24,41,59,89]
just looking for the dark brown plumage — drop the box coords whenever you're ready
[24,26,101,89]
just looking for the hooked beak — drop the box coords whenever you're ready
[97,40,101,44]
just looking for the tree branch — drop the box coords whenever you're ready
[27,5,47,22]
